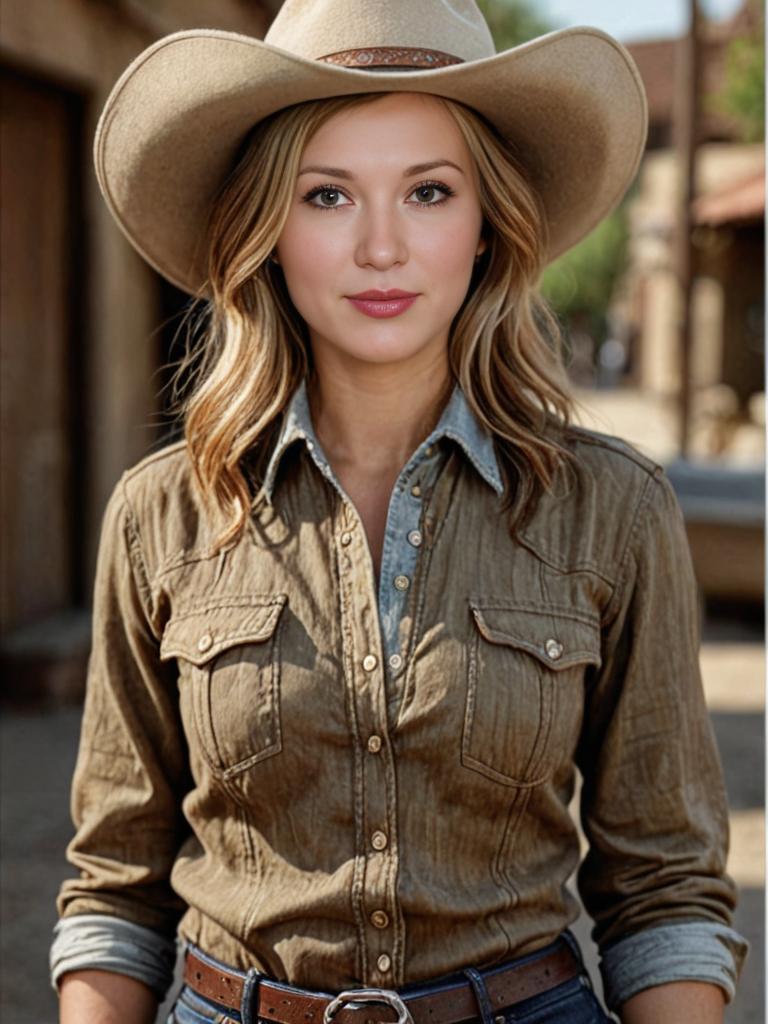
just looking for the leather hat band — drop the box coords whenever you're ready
[316,46,465,69]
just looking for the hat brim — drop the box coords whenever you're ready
[95,26,647,295]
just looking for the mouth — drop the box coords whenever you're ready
[345,289,420,319]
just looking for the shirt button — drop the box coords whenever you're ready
[388,653,403,671]
[362,654,378,672]
[424,445,434,457]
[410,483,422,498]
[370,910,390,929]
[340,531,353,546]
[545,638,564,661]
[377,953,392,973]
[393,575,410,591]
[407,530,422,547]
[197,634,213,653]
[371,830,388,851]
[367,734,382,753]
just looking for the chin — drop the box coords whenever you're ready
[343,340,433,366]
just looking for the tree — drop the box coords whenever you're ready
[477,0,629,350]
[714,2,765,143]
[539,205,630,327]
[475,0,554,47]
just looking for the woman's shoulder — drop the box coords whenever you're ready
[119,438,200,509]
[563,423,663,484]
[104,439,216,573]
[560,422,671,512]
[520,422,675,578]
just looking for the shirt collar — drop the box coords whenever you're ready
[262,377,503,504]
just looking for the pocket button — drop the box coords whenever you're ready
[545,638,563,661]
[197,633,213,653]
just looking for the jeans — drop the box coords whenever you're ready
[166,934,615,1024]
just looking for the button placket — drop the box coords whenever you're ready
[331,446,447,987]
[332,495,396,986]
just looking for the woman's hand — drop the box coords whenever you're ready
[620,980,725,1023]
[59,969,158,1024]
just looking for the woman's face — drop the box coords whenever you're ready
[275,92,486,371]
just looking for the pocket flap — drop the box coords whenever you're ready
[470,602,602,671]
[160,594,287,666]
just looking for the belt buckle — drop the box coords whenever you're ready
[323,988,414,1024]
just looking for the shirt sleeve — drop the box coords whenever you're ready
[599,920,748,1009]
[50,914,178,999]
[575,466,749,1008]
[54,477,191,957]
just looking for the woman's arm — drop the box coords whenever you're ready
[620,980,725,1023]
[576,468,748,1011]
[52,478,190,1008]
[59,970,158,1024]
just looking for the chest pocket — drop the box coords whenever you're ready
[463,601,602,787]
[160,595,287,779]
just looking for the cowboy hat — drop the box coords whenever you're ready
[94,0,648,296]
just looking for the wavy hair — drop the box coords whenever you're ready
[172,92,578,549]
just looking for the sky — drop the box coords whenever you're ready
[538,0,745,42]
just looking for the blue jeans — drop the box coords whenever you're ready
[167,935,614,1024]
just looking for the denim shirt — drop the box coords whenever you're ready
[51,381,747,1011]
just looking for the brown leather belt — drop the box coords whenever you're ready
[183,942,580,1024]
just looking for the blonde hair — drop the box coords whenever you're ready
[174,92,578,548]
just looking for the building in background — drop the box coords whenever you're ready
[1,1,764,700]
[618,1,764,449]
[1,0,279,701]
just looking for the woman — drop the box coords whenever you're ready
[51,2,748,1022]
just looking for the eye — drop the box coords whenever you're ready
[301,185,351,210]
[408,180,456,207]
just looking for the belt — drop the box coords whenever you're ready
[183,940,580,1024]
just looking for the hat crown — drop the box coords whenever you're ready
[264,0,496,63]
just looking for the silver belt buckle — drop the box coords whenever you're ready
[323,988,414,1024]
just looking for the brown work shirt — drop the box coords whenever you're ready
[57,401,740,995]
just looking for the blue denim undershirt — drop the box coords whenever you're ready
[50,380,748,1007]
[261,378,504,668]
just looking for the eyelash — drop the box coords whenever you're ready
[300,179,456,212]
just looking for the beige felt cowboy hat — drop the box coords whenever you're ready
[95,0,648,296]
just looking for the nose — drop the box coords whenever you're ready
[354,202,408,270]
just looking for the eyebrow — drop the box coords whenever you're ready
[297,159,465,179]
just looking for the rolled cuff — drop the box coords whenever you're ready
[600,920,750,1011]
[50,914,178,1000]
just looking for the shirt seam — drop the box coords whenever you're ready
[601,468,659,628]
[119,474,161,640]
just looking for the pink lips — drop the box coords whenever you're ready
[346,289,419,319]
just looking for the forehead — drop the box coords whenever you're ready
[302,93,471,163]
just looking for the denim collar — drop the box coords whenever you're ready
[262,377,503,504]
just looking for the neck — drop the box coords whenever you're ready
[307,350,453,477]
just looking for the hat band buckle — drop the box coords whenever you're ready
[322,987,415,1024]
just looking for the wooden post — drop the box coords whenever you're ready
[674,0,702,457]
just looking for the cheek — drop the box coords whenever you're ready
[414,237,478,313]
[278,220,345,314]
[415,212,482,276]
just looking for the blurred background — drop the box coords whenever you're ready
[0,0,764,1020]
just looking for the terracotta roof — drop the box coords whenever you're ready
[692,164,765,225]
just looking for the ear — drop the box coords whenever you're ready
[475,236,488,257]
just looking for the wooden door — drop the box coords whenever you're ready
[0,67,85,635]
